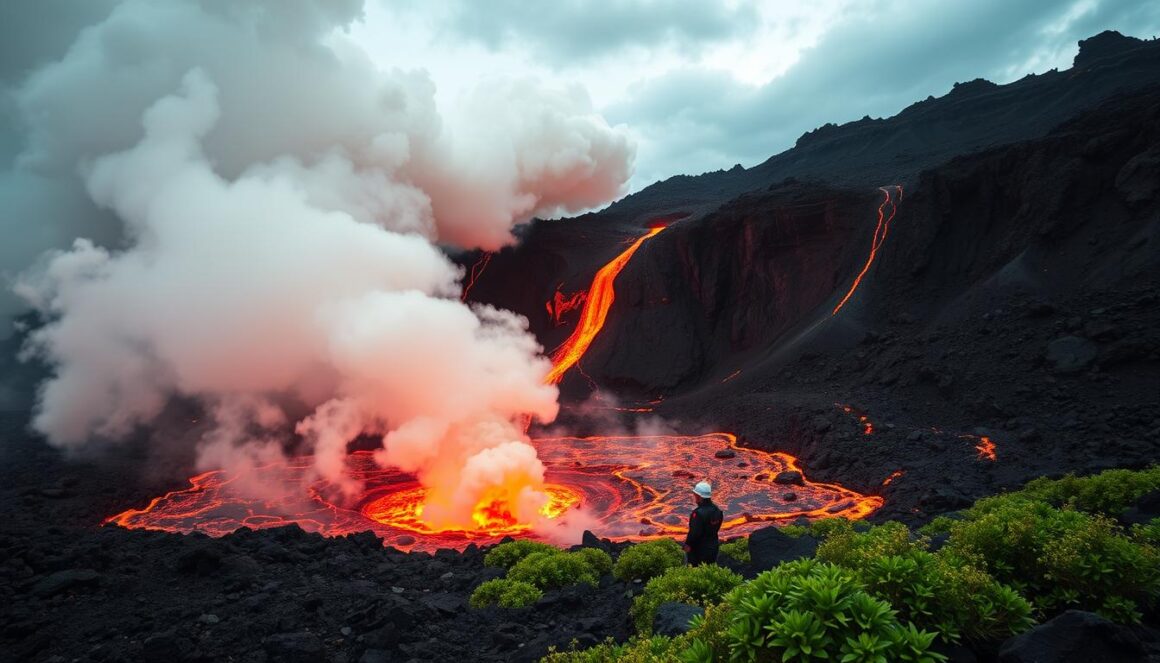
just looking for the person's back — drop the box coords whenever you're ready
[684,481,723,565]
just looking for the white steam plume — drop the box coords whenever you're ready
[9,0,634,531]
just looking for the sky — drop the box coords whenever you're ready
[343,0,1160,188]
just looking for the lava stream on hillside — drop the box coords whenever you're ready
[107,433,881,551]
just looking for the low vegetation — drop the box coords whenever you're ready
[631,564,742,633]
[718,538,748,564]
[471,543,613,608]
[542,466,1159,661]
[468,578,543,609]
[613,538,686,582]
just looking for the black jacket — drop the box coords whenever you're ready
[685,500,723,555]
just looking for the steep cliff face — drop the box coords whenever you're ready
[572,185,869,391]
[566,84,1160,394]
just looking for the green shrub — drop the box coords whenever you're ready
[575,547,614,577]
[810,517,858,539]
[943,496,1159,623]
[1019,466,1160,516]
[469,578,542,608]
[613,539,686,582]
[484,540,558,569]
[723,559,946,662]
[719,538,749,564]
[630,564,742,633]
[816,521,921,568]
[508,550,601,590]
[544,603,732,662]
[779,524,809,538]
[817,521,1034,643]
[918,515,959,537]
[541,635,678,663]
[1133,518,1160,546]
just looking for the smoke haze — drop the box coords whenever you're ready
[4,0,634,531]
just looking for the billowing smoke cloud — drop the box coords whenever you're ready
[7,0,633,531]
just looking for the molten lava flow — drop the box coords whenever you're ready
[962,434,997,461]
[545,226,665,384]
[107,433,882,551]
[460,252,493,302]
[546,287,588,326]
[362,484,582,537]
[882,470,904,486]
[832,185,903,316]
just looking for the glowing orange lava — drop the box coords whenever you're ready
[967,435,997,461]
[546,287,587,326]
[460,252,493,302]
[545,226,665,384]
[107,433,881,551]
[363,484,582,537]
[832,185,903,316]
[882,470,904,486]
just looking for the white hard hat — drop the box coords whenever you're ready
[693,481,712,498]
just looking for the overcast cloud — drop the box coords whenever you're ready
[347,0,1160,187]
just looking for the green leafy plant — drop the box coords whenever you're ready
[778,524,809,538]
[719,538,750,564]
[575,547,614,577]
[613,538,686,582]
[507,550,602,590]
[484,540,558,569]
[810,517,859,539]
[816,521,920,568]
[469,578,542,608]
[631,564,742,633]
[542,603,733,662]
[1019,466,1160,517]
[1132,518,1160,546]
[942,495,1159,623]
[723,559,946,662]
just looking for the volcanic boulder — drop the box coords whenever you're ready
[653,602,705,637]
[1046,336,1099,374]
[748,526,819,573]
[998,611,1155,662]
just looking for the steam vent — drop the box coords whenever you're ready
[2,3,1158,661]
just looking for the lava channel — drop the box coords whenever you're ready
[107,433,881,551]
[545,225,664,384]
[832,185,902,316]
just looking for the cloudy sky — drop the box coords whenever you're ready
[343,0,1160,188]
[2,1,1158,193]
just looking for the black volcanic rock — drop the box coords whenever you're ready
[998,610,1153,662]
[653,601,704,637]
[773,471,804,486]
[263,632,325,663]
[1122,489,1160,527]
[1075,31,1145,69]
[748,527,819,573]
[1046,336,1099,374]
[29,568,100,597]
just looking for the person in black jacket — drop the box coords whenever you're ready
[683,480,723,565]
